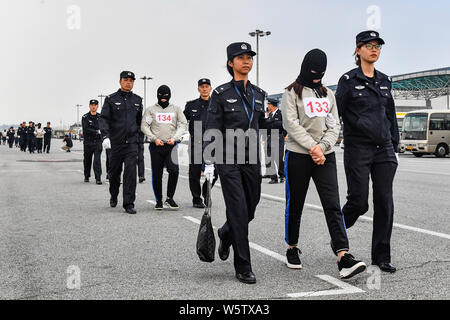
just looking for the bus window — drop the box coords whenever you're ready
[446,114,450,130]
[430,113,446,131]
[403,113,428,140]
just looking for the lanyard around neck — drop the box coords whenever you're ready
[234,85,255,128]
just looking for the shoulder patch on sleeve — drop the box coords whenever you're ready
[344,74,350,80]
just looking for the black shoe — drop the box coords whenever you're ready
[236,271,256,284]
[193,201,205,209]
[269,179,278,184]
[125,207,137,215]
[139,177,145,183]
[286,247,302,269]
[110,198,118,208]
[84,178,89,183]
[338,253,367,279]
[218,231,231,261]
[164,198,179,209]
[375,262,397,273]
[96,180,103,185]
[155,201,163,210]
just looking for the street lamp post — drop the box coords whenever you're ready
[249,29,271,87]
[140,76,153,109]
[98,94,107,108]
[75,104,82,126]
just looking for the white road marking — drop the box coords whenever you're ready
[183,215,364,297]
[287,275,365,298]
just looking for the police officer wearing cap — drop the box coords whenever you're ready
[203,42,267,284]
[43,122,52,153]
[100,71,143,215]
[264,97,286,184]
[335,31,399,273]
[184,78,217,208]
[82,99,103,184]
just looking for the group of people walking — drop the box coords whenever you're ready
[79,29,398,285]
[1,122,52,153]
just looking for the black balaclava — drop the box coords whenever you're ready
[157,85,171,108]
[296,49,327,89]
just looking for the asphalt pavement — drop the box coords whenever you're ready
[0,140,449,300]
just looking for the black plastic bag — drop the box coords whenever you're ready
[196,181,215,263]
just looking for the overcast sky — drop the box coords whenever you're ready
[1,0,449,128]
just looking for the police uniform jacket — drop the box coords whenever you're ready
[99,90,143,146]
[82,112,102,144]
[264,108,287,138]
[44,127,52,139]
[335,67,399,152]
[184,97,210,137]
[204,79,267,164]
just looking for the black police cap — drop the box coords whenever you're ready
[90,99,99,105]
[120,71,136,80]
[227,42,256,60]
[267,98,279,106]
[356,30,385,45]
[198,78,211,87]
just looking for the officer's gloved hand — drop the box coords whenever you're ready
[325,113,337,129]
[204,164,215,184]
[102,138,111,150]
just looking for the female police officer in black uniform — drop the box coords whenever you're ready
[203,42,267,284]
[336,31,399,273]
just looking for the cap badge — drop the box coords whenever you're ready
[370,32,377,37]
[241,44,247,50]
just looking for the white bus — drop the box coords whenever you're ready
[401,110,450,158]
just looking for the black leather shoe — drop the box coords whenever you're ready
[193,202,206,209]
[218,232,231,261]
[376,262,397,273]
[84,178,89,183]
[236,271,256,284]
[96,180,103,185]
[139,177,145,183]
[110,199,118,208]
[125,207,137,215]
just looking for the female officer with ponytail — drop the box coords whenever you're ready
[336,31,399,273]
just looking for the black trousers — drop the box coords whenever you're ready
[109,143,138,209]
[43,137,51,153]
[105,148,112,178]
[137,143,145,178]
[342,143,397,264]
[83,141,102,180]
[188,140,218,203]
[27,137,35,153]
[216,164,261,274]
[267,135,285,179]
[20,137,27,151]
[149,143,179,203]
[285,151,349,252]
[36,138,43,153]
[8,138,14,148]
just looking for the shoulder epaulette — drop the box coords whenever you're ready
[214,83,232,95]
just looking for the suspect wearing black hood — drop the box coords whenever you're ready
[296,49,327,89]
[157,85,171,108]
